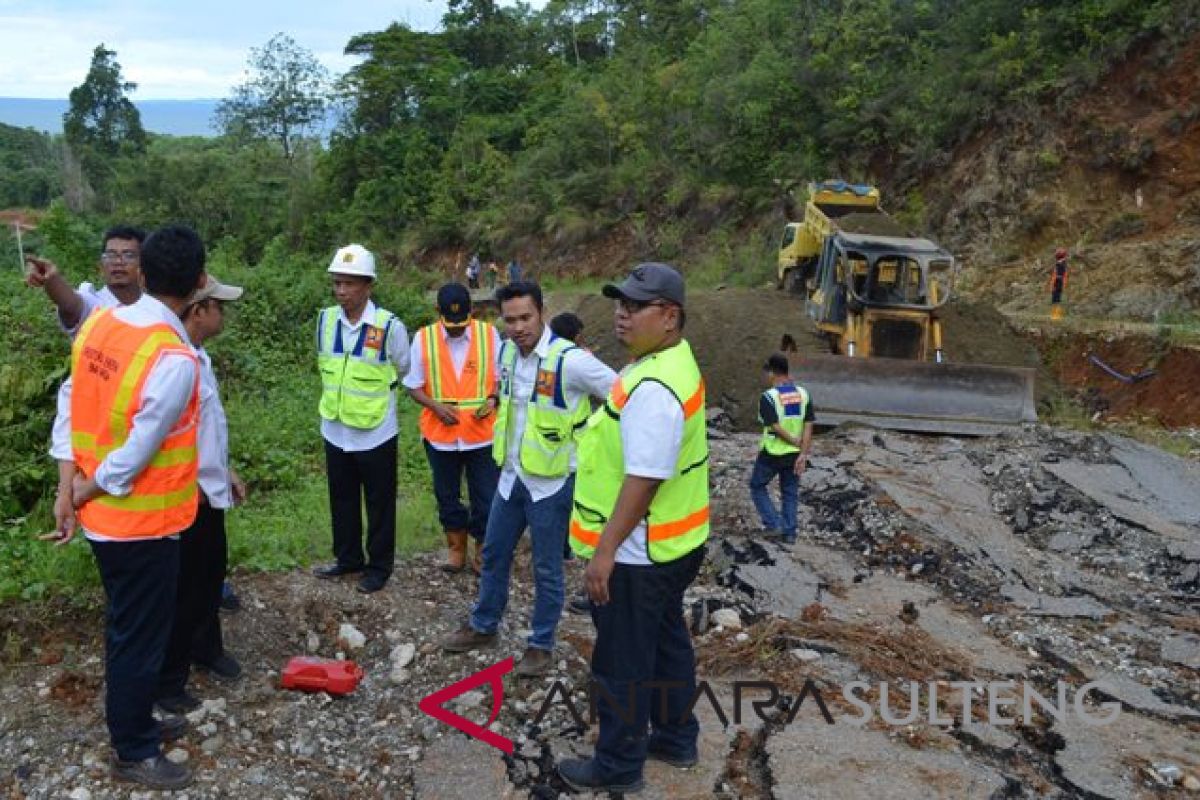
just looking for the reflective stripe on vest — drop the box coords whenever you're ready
[760,383,808,456]
[71,308,200,539]
[491,335,591,477]
[417,319,498,446]
[317,306,398,430]
[568,339,709,562]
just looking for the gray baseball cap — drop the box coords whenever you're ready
[602,262,685,306]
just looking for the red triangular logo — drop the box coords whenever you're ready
[418,657,514,753]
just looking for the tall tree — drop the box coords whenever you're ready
[216,34,330,159]
[62,44,145,208]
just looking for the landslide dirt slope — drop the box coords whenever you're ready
[925,31,1200,322]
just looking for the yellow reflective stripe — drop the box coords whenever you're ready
[71,431,196,467]
[473,321,489,400]
[92,483,197,511]
[108,331,187,444]
[425,328,443,400]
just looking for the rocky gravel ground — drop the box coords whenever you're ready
[2,422,1199,799]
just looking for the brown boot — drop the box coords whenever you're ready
[441,530,468,573]
[469,537,484,576]
[442,624,498,653]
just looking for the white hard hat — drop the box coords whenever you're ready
[328,244,377,279]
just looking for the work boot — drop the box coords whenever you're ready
[441,530,468,573]
[469,537,484,576]
[111,754,193,790]
[557,758,644,794]
[194,653,242,681]
[156,690,201,715]
[515,647,553,678]
[441,624,498,653]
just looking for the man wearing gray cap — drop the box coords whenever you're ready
[157,274,247,713]
[559,263,710,794]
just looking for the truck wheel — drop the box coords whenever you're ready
[784,269,804,295]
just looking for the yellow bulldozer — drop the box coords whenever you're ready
[776,181,1037,435]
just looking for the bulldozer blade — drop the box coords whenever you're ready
[795,354,1037,436]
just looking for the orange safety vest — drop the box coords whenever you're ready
[70,308,200,539]
[416,319,498,446]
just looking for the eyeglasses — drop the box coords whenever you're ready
[615,298,671,315]
[101,250,139,264]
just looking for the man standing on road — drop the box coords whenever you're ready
[404,284,502,574]
[557,263,710,794]
[749,353,814,546]
[48,225,207,791]
[442,281,616,677]
[155,275,247,713]
[312,244,410,594]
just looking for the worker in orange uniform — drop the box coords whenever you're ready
[48,225,208,791]
[1049,247,1069,321]
[403,283,503,573]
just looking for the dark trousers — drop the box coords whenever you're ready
[325,435,398,579]
[590,546,706,783]
[1051,278,1064,304]
[158,503,226,699]
[90,536,180,762]
[422,441,499,542]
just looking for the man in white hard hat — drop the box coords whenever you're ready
[312,244,410,594]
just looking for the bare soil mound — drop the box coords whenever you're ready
[1046,333,1200,427]
[555,288,1050,430]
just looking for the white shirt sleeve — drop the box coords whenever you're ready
[401,332,426,390]
[59,283,101,336]
[93,352,198,497]
[49,378,73,461]
[563,349,618,401]
[388,319,411,378]
[620,381,684,480]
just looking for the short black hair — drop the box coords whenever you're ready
[496,280,543,311]
[141,225,205,300]
[764,353,790,375]
[101,225,146,249]
[549,312,584,341]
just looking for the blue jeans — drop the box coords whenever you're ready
[470,474,573,651]
[749,451,799,538]
[590,546,706,784]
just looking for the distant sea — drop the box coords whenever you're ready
[0,97,220,137]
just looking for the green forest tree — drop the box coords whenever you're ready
[216,33,330,159]
[62,44,146,208]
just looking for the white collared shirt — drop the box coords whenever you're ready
[496,325,617,503]
[59,282,121,338]
[319,299,411,453]
[194,348,233,508]
[50,294,199,542]
[402,321,503,451]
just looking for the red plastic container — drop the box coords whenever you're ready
[280,657,364,695]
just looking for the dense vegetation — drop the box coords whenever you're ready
[1,0,1195,599]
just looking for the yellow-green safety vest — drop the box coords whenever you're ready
[759,383,809,456]
[317,306,398,430]
[569,340,710,563]
[492,335,592,477]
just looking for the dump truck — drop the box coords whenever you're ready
[776,180,1037,435]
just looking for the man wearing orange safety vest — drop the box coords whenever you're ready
[557,263,710,795]
[47,225,208,791]
[403,283,502,573]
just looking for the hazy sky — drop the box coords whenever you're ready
[0,0,499,99]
